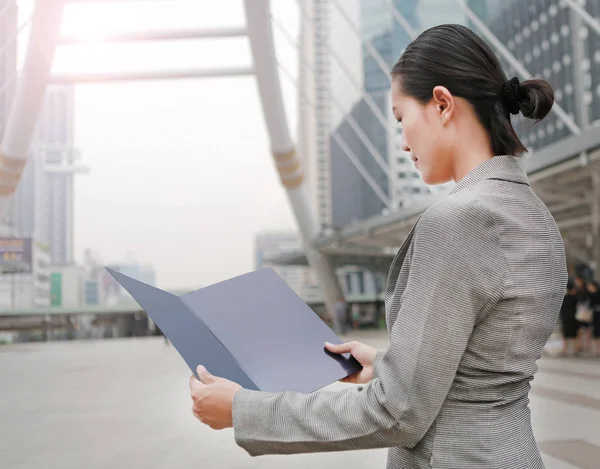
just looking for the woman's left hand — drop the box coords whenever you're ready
[189,365,243,430]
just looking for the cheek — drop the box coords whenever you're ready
[404,119,448,182]
[402,121,421,151]
[404,119,434,156]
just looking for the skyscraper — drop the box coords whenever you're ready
[299,1,459,230]
[298,0,335,228]
[328,0,449,226]
[10,85,87,265]
[0,0,20,242]
[0,0,17,142]
[467,0,600,148]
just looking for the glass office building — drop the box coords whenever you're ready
[305,0,600,229]
[328,0,463,227]
[471,0,600,150]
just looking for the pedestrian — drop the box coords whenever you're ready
[334,297,348,336]
[188,24,566,469]
[574,275,592,352]
[560,281,579,356]
[586,280,600,356]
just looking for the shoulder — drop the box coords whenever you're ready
[410,192,508,290]
[417,192,498,240]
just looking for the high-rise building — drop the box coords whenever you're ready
[298,0,335,228]
[467,0,600,148]
[9,85,87,265]
[0,0,17,142]
[299,1,458,230]
[303,0,598,229]
[0,0,17,241]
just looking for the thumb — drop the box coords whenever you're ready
[196,365,216,385]
[325,341,355,354]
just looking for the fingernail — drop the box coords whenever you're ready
[197,365,206,372]
[325,342,332,346]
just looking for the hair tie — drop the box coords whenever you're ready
[502,76,521,115]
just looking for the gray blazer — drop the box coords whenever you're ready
[232,155,568,469]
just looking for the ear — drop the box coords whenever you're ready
[431,86,454,125]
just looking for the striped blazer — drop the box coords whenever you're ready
[231,155,568,469]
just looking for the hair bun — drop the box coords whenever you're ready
[516,78,555,121]
[502,77,521,115]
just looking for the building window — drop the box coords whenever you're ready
[375,274,384,294]
[36,273,49,283]
[357,271,365,295]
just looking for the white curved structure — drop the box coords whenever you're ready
[0,0,66,217]
[244,0,344,323]
[0,0,344,322]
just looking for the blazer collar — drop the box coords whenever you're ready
[449,155,529,196]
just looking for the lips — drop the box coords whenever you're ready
[411,154,418,163]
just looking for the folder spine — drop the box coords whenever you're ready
[180,297,260,389]
[180,296,260,388]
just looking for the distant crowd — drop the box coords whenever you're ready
[560,275,600,356]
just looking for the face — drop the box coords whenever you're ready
[391,79,455,185]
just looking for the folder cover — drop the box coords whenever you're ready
[106,267,362,393]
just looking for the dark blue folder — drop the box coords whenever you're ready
[106,267,362,393]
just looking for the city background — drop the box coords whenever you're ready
[2,0,597,338]
[0,1,599,468]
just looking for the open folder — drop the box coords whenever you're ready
[106,267,362,394]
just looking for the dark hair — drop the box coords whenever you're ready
[390,24,554,156]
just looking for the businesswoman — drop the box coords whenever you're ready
[189,24,567,469]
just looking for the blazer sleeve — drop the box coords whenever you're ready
[232,199,507,457]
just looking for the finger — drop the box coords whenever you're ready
[189,374,205,391]
[325,341,355,354]
[196,365,217,385]
[191,405,203,421]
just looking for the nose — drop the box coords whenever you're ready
[401,133,410,153]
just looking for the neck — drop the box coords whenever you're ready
[450,126,495,183]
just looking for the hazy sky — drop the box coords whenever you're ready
[24,0,302,289]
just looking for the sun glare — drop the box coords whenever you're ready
[61,4,140,40]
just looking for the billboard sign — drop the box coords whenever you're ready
[0,237,32,272]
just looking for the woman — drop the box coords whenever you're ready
[189,24,567,469]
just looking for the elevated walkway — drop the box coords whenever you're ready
[271,125,600,273]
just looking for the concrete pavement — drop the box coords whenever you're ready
[0,331,598,469]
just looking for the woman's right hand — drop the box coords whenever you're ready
[325,341,378,384]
